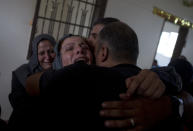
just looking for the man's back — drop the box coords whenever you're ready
[38,61,141,130]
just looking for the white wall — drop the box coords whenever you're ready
[0,0,36,120]
[105,0,193,68]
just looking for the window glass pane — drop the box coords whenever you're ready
[157,32,178,57]
[155,31,178,66]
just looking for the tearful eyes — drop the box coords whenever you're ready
[65,46,74,51]
[38,50,55,56]
[64,44,89,52]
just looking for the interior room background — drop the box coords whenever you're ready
[0,0,193,120]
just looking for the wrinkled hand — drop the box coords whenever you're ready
[126,69,166,99]
[100,95,172,131]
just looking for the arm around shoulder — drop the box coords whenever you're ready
[26,72,44,96]
[177,91,193,123]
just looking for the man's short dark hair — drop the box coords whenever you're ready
[98,22,139,64]
[93,17,120,27]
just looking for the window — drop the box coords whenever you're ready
[155,31,178,66]
[154,20,189,67]
[27,0,107,59]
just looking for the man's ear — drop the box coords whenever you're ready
[100,45,108,62]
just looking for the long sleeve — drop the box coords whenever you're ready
[9,72,28,110]
[151,66,182,95]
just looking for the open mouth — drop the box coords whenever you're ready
[74,57,88,63]
[44,62,52,64]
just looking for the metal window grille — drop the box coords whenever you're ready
[27,0,107,59]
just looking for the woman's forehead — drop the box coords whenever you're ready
[62,36,85,45]
[66,36,83,41]
[38,40,53,48]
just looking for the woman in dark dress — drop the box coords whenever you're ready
[8,34,56,129]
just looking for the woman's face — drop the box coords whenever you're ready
[38,40,56,70]
[60,36,93,67]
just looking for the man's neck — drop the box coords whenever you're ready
[99,59,136,68]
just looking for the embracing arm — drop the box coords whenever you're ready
[126,67,182,99]
[26,62,88,96]
[100,95,173,130]
[99,68,189,131]
[100,91,193,131]
[178,91,193,123]
[151,66,182,94]
[26,72,43,96]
